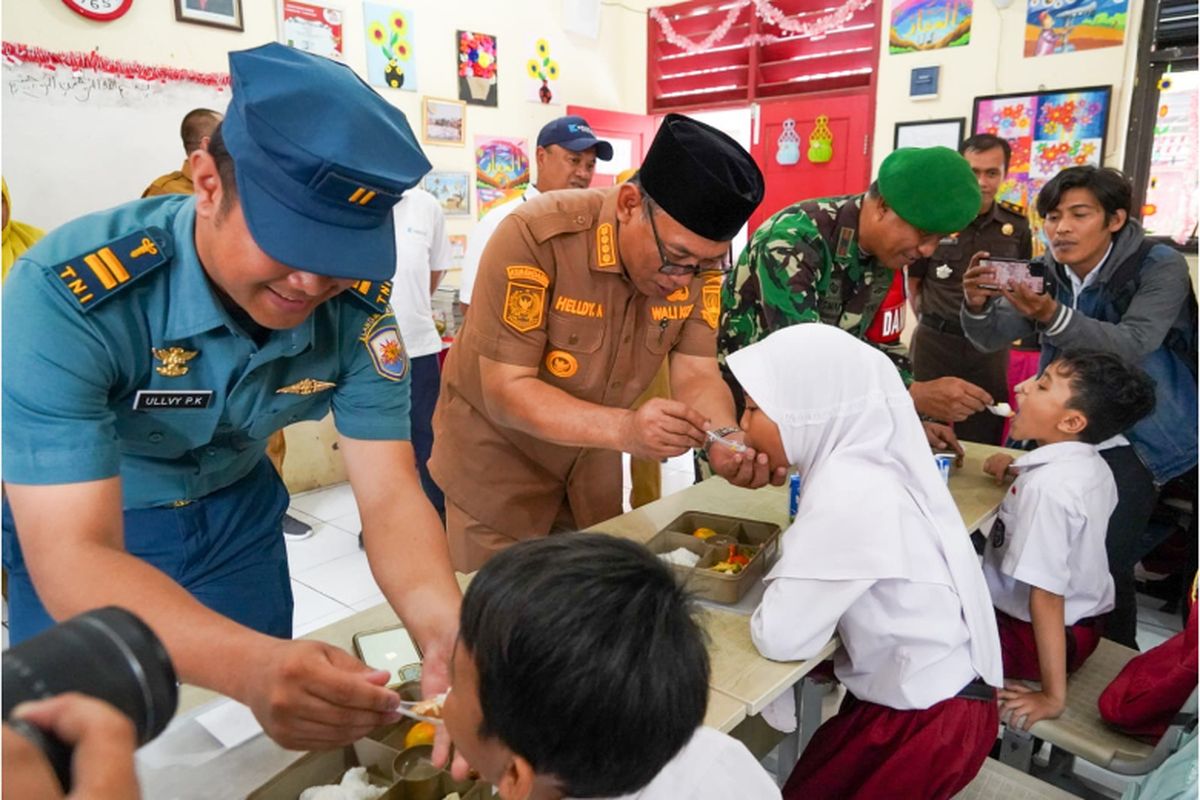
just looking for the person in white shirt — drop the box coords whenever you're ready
[727,324,1003,800]
[390,187,452,515]
[981,349,1156,730]
[439,533,780,800]
[458,115,613,310]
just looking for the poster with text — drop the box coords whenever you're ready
[525,37,561,104]
[973,86,1110,220]
[279,0,343,61]
[458,30,498,107]
[364,4,416,91]
[474,136,529,219]
[1025,0,1127,57]
[890,0,972,54]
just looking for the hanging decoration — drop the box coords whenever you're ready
[807,116,834,163]
[2,42,231,91]
[649,0,874,54]
[775,118,800,165]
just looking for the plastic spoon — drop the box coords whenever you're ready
[987,403,1014,418]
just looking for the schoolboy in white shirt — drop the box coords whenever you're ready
[982,349,1156,729]
[439,533,780,800]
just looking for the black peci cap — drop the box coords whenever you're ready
[638,113,764,242]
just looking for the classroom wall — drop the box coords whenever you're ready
[1,0,649,492]
[2,0,649,235]
[870,1,1144,174]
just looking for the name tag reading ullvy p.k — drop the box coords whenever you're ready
[132,390,214,410]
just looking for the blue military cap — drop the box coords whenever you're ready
[221,43,431,281]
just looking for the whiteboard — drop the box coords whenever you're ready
[2,63,231,233]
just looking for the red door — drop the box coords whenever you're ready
[566,104,659,186]
[749,90,873,234]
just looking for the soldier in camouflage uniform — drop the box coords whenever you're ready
[719,147,995,452]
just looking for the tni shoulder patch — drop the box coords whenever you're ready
[52,227,173,312]
[347,280,394,314]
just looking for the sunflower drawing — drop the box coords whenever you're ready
[527,38,558,103]
[374,12,412,89]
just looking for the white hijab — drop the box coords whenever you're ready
[727,325,1002,687]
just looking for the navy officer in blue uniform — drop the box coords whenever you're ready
[2,44,463,757]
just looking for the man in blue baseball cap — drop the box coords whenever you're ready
[459,115,613,310]
[2,43,464,761]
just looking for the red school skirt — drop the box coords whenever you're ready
[995,609,1102,680]
[782,681,999,800]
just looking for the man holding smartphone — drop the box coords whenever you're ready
[720,146,991,453]
[961,165,1196,648]
[908,134,1031,445]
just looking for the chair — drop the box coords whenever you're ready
[953,757,1078,800]
[999,638,1198,776]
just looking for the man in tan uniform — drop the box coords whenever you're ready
[142,108,223,197]
[431,114,781,570]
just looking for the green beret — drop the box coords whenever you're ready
[877,147,981,235]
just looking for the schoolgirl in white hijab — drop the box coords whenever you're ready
[727,324,1002,800]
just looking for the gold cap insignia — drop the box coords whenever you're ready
[1002,223,1014,236]
[152,347,199,377]
[276,378,337,396]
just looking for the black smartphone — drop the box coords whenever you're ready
[979,258,1045,294]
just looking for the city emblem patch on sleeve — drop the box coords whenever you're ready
[701,274,722,329]
[503,265,550,333]
[362,314,409,381]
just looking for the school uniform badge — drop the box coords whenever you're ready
[362,314,408,381]
[503,265,550,333]
[990,518,1007,549]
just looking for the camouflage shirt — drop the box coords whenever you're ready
[719,194,912,400]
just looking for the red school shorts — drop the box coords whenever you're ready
[782,682,999,800]
[995,609,1102,681]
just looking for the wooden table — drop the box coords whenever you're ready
[951,442,1019,533]
[587,440,1014,782]
[150,442,1013,795]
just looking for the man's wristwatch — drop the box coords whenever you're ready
[703,425,743,455]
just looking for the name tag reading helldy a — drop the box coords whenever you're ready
[132,390,214,410]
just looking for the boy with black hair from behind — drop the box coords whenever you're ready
[440,532,780,799]
[982,349,1156,730]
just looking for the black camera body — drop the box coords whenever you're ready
[2,607,178,791]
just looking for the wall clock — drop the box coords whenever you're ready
[62,0,134,22]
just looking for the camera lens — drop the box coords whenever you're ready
[2,607,178,790]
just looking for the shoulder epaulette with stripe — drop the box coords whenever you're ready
[998,200,1026,217]
[51,227,173,312]
[345,279,394,314]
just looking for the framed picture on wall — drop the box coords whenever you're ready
[174,0,244,30]
[278,0,345,61]
[421,97,466,146]
[893,117,966,151]
[421,171,471,216]
[971,85,1111,210]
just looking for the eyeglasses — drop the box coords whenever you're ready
[645,202,733,276]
